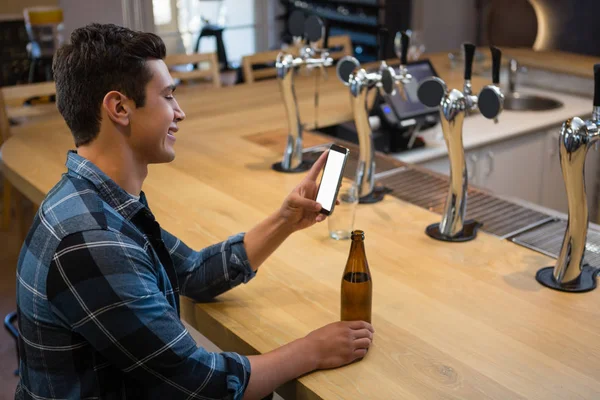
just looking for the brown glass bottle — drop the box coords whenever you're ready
[341,230,372,323]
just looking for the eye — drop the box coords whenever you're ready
[165,95,174,100]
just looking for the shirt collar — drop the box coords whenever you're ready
[65,150,148,221]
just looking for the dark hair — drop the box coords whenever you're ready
[52,23,166,146]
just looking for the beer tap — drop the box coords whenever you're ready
[272,11,334,173]
[336,31,412,203]
[417,44,504,241]
[536,64,600,293]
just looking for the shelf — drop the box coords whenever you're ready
[283,0,411,60]
[289,3,378,27]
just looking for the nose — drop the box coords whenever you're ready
[174,99,186,122]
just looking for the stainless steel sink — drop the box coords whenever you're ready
[503,93,563,111]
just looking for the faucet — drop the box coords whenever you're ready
[336,31,412,203]
[536,64,600,293]
[273,11,334,173]
[417,44,504,241]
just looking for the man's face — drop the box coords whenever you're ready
[127,59,185,164]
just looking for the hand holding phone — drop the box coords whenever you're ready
[315,144,350,215]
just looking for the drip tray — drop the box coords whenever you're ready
[512,220,600,267]
[377,168,554,239]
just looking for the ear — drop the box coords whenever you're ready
[102,91,132,127]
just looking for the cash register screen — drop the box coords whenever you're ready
[384,60,439,119]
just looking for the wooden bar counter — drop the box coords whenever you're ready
[2,49,600,399]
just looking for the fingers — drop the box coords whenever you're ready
[346,320,375,332]
[306,150,329,181]
[353,337,372,350]
[290,194,322,212]
[353,348,368,358]
[352,328,373,341]
[315,214,326,223]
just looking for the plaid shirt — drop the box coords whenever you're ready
[15,151,255,399]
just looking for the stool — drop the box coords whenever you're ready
[194,24,229,71]
[23,7,64,83]
[4,311,19,376]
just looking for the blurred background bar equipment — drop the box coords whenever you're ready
[272,10,333,173]
[23,7,63,83]
[336,30,412,203]
[535,64,600,293]
[417,44,504,241]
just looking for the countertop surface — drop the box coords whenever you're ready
[393,86,593,165]
[2,48,600,400]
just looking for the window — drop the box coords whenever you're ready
[153,0,259,67]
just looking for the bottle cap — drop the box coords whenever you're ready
[351,230,365,240]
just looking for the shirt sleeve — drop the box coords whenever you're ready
[160,229,256,302]
[46,229,251,400]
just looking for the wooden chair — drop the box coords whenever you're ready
[1,81,56,234]
[316,34,353,61]
[164,52,221,88]
[23,7,64,82]
[242,36,352,84]
[242,49,288,84]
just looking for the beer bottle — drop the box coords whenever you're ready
[341,230,372,323]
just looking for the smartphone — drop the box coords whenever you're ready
[315,144,350,215]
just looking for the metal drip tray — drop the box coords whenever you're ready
[512,220,600,267]
[378,168,553,239]
[377,168,448,213]
[464,193,554,239]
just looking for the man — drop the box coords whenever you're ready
[15,23,374,400]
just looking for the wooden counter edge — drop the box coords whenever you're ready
[181,296,323,400]
[0,152,46,206]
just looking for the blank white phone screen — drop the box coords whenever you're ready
[316,150,346,212]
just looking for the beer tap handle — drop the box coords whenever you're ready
[478,46,504,120]
[593,64,600,108]
[491,45,501,86]
[289,10,306,44]
[393,31,412,86]
[380,66,396,96]
[417,77,447,108]
[593,64,600,124]
[378,28,389,61]
[337,56,360,86]
[463,43,476,81]
[304,15,324,46]
[323,21,330,51]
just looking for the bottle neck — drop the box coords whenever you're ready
[350,239,365,252]
[348,239,367,266]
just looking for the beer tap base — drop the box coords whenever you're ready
[359,186,392,204]
[271,160,314,173]
[425,220,482,242]
[536,265,598,293]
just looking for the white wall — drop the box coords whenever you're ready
[59,0,154,42]
[262,0,285,52]
[413,0,478,53]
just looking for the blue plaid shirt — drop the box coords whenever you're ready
[15,151,255,399]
